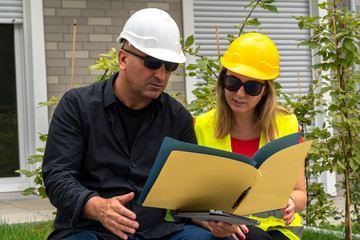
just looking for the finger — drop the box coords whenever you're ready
[116,202,137,221]
[100,216,135,239]
[103,195,139,234]
[235,226,246,240]
[110,206,139,230]
[207,220,216,229]
[112,193,137,221]
[232,233,240,240]
[118,192,135,205]
[110,228,131,240]
[283,212,295,225]
[239,225,249,234]
[285,214,295,225]
[281,204,294,216]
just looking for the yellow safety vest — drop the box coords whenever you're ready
[194,109,303,240]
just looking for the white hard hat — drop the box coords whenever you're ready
[117,8,186,63]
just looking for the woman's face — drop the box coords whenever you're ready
[224,70,267,116]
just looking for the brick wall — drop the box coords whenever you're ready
[42,0,185,117]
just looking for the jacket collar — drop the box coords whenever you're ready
[103,72,119,109]
[103,72,164,110]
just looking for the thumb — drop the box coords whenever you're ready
[118,192,135,205]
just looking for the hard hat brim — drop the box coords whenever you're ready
[221,57,280,80]
[117,36,186,64]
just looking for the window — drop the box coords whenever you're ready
[0,24,20,177]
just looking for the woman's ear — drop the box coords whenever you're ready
[262,83,269,96]
[118,50,127,70]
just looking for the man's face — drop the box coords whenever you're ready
[119,47,172,103]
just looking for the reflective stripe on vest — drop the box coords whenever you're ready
[248,213,303,240]
[194,109,303,240]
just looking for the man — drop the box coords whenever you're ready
[43,8,235,240]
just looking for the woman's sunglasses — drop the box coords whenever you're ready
[223,75,265,96]
[122,48,179,72]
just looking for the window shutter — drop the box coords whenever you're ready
[0,0,23,24]
[192,0,312,97]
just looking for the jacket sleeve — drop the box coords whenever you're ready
[42,91,99,229]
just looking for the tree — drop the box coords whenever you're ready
[294,0,360,239]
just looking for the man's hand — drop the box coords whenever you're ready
[280,197,296,225]
[82,192,139,240]
[207,220,237,238]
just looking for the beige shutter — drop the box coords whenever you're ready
[192,0,312,97]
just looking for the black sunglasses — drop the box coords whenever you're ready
[122,48,178,72]
[223,75,265,96]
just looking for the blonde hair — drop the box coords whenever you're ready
[214,67,292,143]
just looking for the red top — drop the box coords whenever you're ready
[194,119,303,158]
[231,137,260,158]
[231,126,303,158]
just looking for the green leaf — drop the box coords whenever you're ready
[189,72,197,77]
[39,133,48,142]
[226,33,235,43]
[337,163,346,170]
[185,35,194,48]
[36,147,45,153]
[298,21,304,30]
[343,38,352,49]
[197,60,208,71]
[164,209,175,222]
[248,19,261,27]
[22,187,36,196]
[28,154,43,162]
[328,105,339,111]
[265,5,278,13]
[15,169,35,177]
[309,42,318,49]
[186,64,198,71]
[38,187,47,198]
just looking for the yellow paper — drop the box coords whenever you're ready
[143,151,261,212]
[234,141,312,215]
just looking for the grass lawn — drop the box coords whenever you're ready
[1,221,357,240]
[0,221,51,240]
[302,228,345,240]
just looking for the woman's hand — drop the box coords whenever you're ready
[280,197,296,225]
[231,225,249,240]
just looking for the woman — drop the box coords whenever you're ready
[194,33,307,240]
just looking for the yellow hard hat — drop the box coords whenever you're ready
[220,32,280,80]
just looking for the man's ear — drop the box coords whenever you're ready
[118,50,127,70]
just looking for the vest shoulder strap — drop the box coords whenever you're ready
[194,109,232,151]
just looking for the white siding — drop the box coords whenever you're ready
[0,0,23,24]
[192,0,312,97]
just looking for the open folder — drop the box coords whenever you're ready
[138,132,312,225]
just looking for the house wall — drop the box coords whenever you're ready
[42,0,185,117]
[348,0,360,11]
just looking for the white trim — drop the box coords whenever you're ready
[182,0,197,104]
[22,0,48,184]
[311,0,337,196]
[26,0,48,138]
